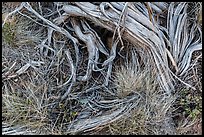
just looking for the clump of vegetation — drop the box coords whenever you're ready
[179,89,201,119]
[2,82,49,134]
[105,59,176,135]
[2,14,17,46]
[114,65,151,98]
[2,12,43,47]
[172,87,202,135]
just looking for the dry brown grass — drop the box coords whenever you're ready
[104,55,176,135]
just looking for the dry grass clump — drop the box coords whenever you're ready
[2,13,45,47]
[99,52,176,134]
[114,64,155,98]
[2,3,49,134]
[2,82,49,135]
